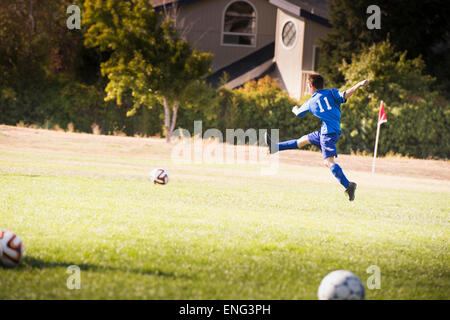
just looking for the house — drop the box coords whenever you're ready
[152,0,331,99]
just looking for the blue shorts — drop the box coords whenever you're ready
[307,131,339,159]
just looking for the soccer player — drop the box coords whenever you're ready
[265,74,369,201]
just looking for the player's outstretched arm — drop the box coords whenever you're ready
[343,79,369,100]
[292,102,310,118]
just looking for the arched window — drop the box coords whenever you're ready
[222,1,256,46]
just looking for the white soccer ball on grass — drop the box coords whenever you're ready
[0,230,24,268]
[150,168,169,185]
[318,270,365,300]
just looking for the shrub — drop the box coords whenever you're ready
[339,41,449,158]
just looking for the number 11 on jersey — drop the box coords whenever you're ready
[318,97,332,113]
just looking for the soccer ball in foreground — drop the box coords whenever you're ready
[318,270,365,300]
[150,168,169,185]
[0,230,24,268]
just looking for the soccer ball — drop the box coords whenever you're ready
[318,270,365,300]
[150,168,169,185]
[0,230,24,268]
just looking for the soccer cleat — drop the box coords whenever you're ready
[264,132,278,154]
[345,182,357,201]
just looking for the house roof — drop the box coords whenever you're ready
[283,0,328,20]
[151,0,179,7]
[151,0,202,9]
[268,0,330,26]
[206,42,275,88]
[152,0,330,25]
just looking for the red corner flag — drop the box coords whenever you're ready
[378,100,387,125]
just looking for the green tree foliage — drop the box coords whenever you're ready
[0,0,64,124]
[0,0,109,132]
[338,41,449,158]
[83,0,213,142]
[318,0,450,93]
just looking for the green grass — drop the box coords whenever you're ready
[0,147,449,299]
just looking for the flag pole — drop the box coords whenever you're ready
[372,100,385,174]
[372,121,381,174]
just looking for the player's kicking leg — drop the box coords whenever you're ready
[264,132,310,154]
[266,131,357,201]
[323,156,357,201]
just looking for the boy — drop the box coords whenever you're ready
[265,74,369,201]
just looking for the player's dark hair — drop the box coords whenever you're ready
[308,74,324,90]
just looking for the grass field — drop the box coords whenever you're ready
[0,125,449,299]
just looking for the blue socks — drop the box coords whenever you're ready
[278,139,299,151]
[330,164,350,189]
[276,141,349,189]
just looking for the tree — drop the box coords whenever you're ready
[83,0,213,142]
[0,0,89,126]
[318,0,450,93]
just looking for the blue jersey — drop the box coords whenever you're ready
[294,89,347,134]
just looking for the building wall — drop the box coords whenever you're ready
[273,8,304,100]
[175,0,277,72]
[301,19,330,71]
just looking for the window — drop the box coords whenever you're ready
[313,45,320,71]
[281,21,297,49]
[222,1,256,46]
